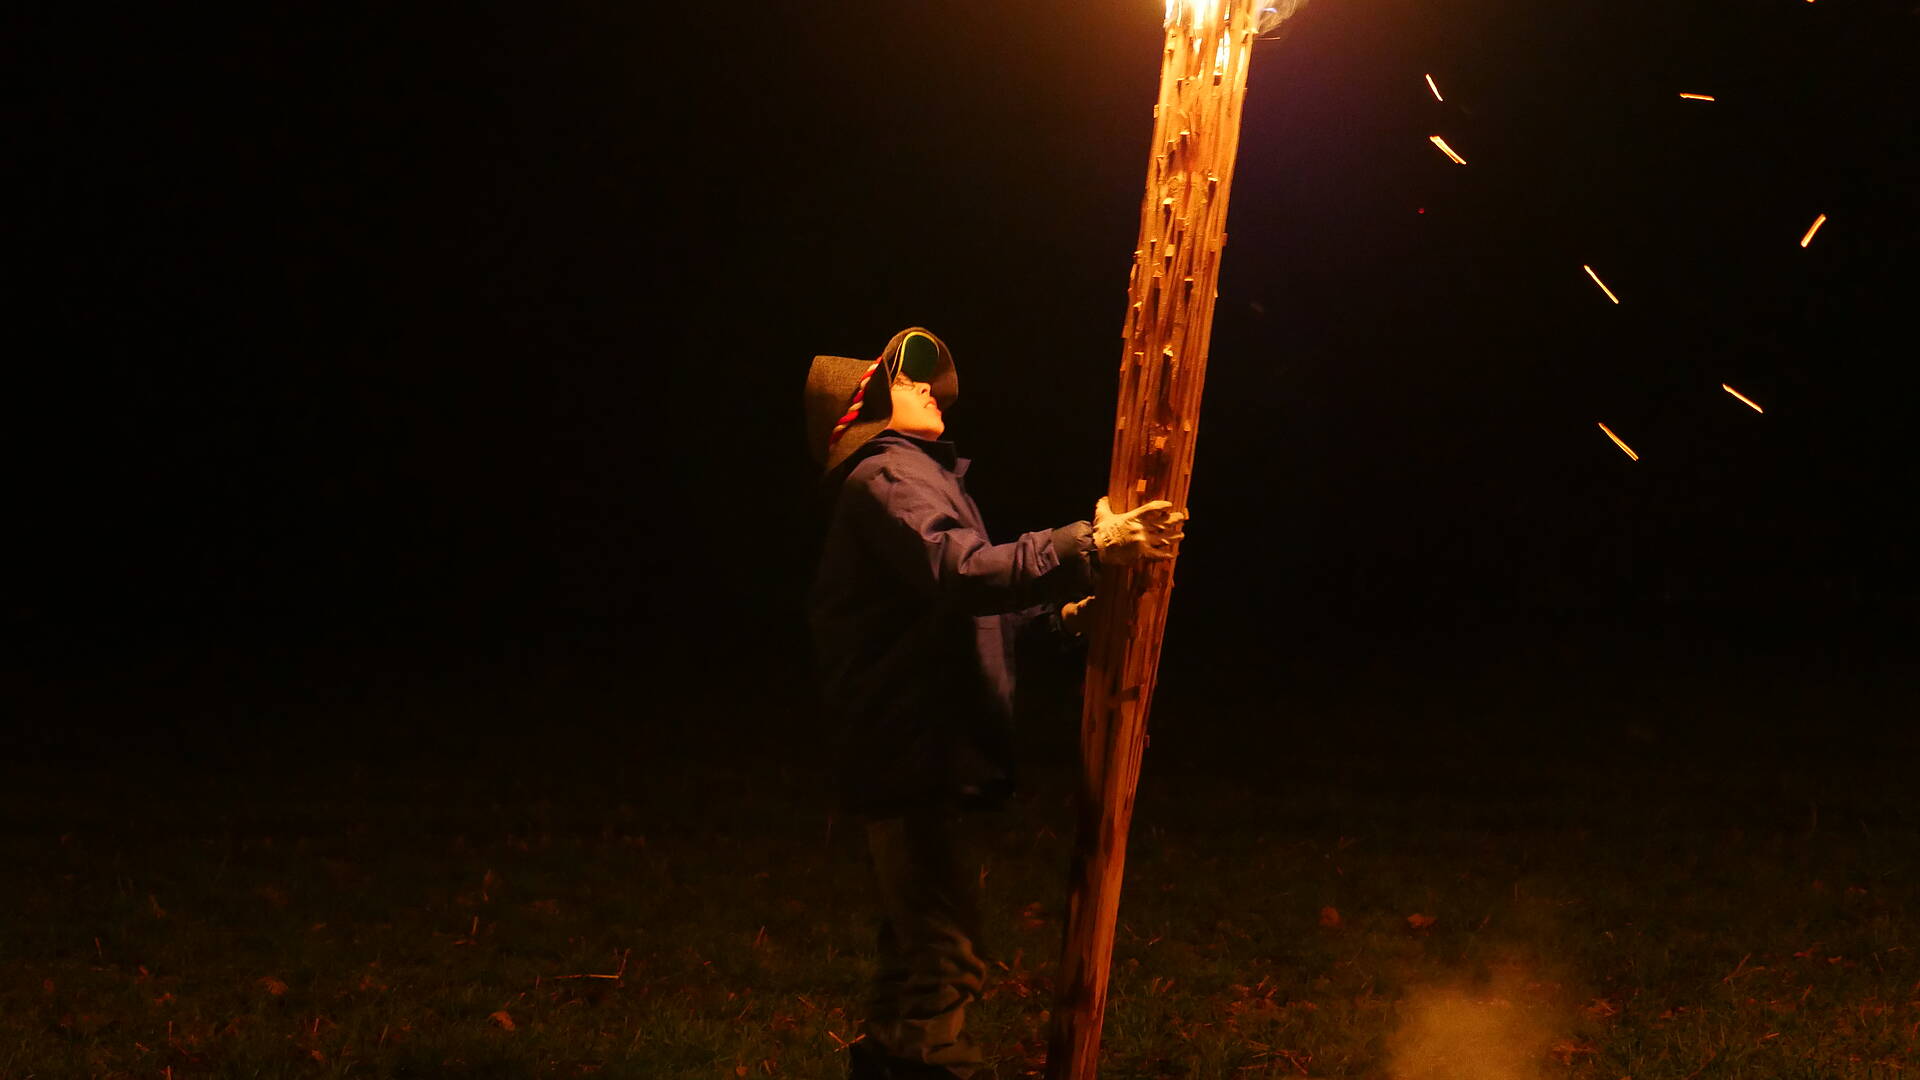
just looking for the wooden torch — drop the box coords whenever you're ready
[1046,1,1297,1076]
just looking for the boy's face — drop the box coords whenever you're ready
[887,376,945,439]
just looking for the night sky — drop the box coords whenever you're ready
[13,0,1918,753]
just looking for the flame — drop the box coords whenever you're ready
[1597,423,1639,461]
[1678,92,1716,101]
[1425,73,1444,101]
[1799,212,1828,248]
[1166,0,1222,25]
[1428,135,1466,165]
[1721,383,1765,413]
[1582,264,1620,304]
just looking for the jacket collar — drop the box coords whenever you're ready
[870,429,969,477]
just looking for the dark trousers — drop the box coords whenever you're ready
[855,808,991,1078]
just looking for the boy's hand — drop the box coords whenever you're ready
[1061,595,1097,636]
[1093,497,1187,565]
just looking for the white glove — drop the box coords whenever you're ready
[1093,496,1187,565]
[1060,595,1096,636]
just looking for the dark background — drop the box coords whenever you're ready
[10,0,1917,761]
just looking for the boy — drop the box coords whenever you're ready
[806,328,1184,1078]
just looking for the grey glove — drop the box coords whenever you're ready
[1092,497,1187,565]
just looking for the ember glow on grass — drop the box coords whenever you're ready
[1428,135,1466,165]
[1597,422,1639,461]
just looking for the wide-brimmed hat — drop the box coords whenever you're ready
[804,327,957,474]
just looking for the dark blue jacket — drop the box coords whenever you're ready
[810,431,1095,814]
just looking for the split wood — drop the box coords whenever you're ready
[1046,2,1267,1077]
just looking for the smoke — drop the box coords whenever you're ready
[1383,963,1568,1080]
[1255,0,1311,42]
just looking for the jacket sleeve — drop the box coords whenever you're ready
[850,466,1094,615]
[1013,598,1091,652]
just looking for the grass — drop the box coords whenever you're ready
[5,647,1918,1078]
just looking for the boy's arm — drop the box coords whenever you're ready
[849,467,1094,615]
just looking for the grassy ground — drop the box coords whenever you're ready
[5,647,1918,1079]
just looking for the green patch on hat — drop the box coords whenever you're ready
[899,331,940,383]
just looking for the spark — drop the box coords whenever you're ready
[1721,383,1765,413]
[1597,423,1639,461]
[1800,212,1828,248]
[1582,264,1620,304]
[1428,135,1466,165]
[1678,92,1717,101]
[1425,73,1444,102]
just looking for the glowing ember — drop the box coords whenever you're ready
[1582,264,1620,304]
[1678,92,1717,101]
[1425,73,1444,102]
[1597,422,1639,461]
[1428,135,1466,165]
[1800,212,1828,248]
[1721,383,1765,413]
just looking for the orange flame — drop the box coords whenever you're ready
[1721,384,1764,413]
[1582,264,1620,304]
[1678,92,1717,101]
[1425,74,1444,102]
[1164,0,1225,24]
[1597,423,1639,461]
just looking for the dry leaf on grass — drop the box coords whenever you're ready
[489,1010,516,1031]
[257,977,289,997]
[1406,913,1437,930]
[1319,906,1342,929]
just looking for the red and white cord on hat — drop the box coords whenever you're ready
[826,357,885,448]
